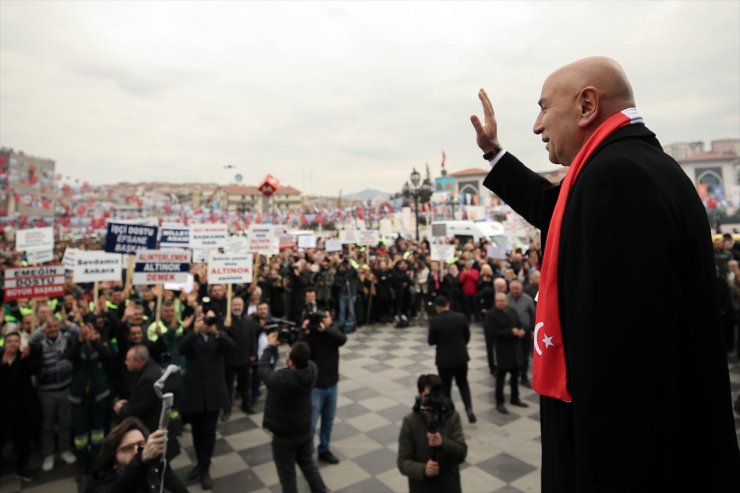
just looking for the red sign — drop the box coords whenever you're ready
[4,265,66,301]
[258,174,280,197]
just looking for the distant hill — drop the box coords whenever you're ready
[343,188,391,202]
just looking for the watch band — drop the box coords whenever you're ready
[483,146,502,161]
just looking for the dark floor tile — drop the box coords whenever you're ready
[335,476,396,493]
[351,447,398,476]
[494,485,526,493]
[485,407,523,427]
[377,404,412,423]
[329,420,362,441]
[336,403,373,420]
[218,416,258,436]
[343,387,382,401]
[477,452,537,484]
[366,423,402,447]
[238,442,274,467]
[213,467,265,491]
[363,362,392,372]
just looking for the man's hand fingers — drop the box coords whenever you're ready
[470,115,484,134]
[479,88,494,119]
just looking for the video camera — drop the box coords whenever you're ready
[201,297,218,326]
[304,309,326,332]
[264,317,301,345]
[415,390,452,434]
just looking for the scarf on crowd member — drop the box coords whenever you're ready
[532,108,643,402]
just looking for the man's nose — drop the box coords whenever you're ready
[533,113,544,135]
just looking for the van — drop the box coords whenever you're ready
[431,220,511,249]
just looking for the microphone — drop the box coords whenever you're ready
[153,365,179,429]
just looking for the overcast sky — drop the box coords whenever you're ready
[1,1,738,197]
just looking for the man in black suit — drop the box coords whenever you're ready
[427,296,476,424]
[179,310,234,490]
[222,296,257,420]
[113,345,162,435]
[471,56,739,492]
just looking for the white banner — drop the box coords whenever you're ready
[486,245,507,259]
[73,251,123,283]
[165,273,195,294]
[431,244,456,262]
[16,227,54,252]
[338,229,358,245]
[62,248,78,270]
[132,249,190,285]
[224,236,249,255]
[357,230,380,247]
[297,234,317,249]
[248,225,279,255]
[190,223,228,249]
[208,252,253,284]
[325,239,342,252]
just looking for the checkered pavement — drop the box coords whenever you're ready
[2,322,739,493]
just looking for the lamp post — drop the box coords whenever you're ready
[402,167,433,241]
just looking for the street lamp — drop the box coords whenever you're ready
[403,167,433,241]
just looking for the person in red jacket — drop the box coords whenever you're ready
[458,260,479,322]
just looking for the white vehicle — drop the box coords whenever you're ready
[431,220,511,249]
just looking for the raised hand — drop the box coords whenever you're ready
[470,88,502,154]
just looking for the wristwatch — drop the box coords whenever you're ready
[482,145,502,161]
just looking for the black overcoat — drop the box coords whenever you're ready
[179,330,234,414]
[485,307,523,370]
[483,124,739,492]
[428,310,470,369]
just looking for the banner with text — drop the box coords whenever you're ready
[247,226,279,255]
[208,252,253,284]
[16,227,54,264]
[73,251,123,283]
[4,265,65,301]
[105,222,158,254]
[133,249,190,285]
[190,223,228,249]
[431,244,456,262]
[159,225,190,249]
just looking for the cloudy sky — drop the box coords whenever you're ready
[1,1,738,197]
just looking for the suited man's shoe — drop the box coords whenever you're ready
[201,471,213,490]
[466,408,477,424]
[496,404,509,414]
[186,466,200,481]
[318,450,340,464]
[511,400,529,408]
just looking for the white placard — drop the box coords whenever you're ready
[358,230,380,247]
[297,234,317,249]
[208,252,253,284]
[26,249,54,264]
[73,251,123,283]
[16,227,54,256]
[192,249,209,264]
[62,248,78,270]
[224,236,249,254]
[431,244,456,262]
[190,223,229,249]
[486,245,507,259]
[165,273,195,294]
[338,229,358,244]
[325,239,342,252]
[132,249,190,285]
[248,225,279,255]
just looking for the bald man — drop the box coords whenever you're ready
[472,57,739,492]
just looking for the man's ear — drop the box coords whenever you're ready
[577,86,600,128]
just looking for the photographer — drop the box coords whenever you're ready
[301,310,346,464]
[333,258,359,333]
[259,333,327,493]
[179,309,234,490]
[398,374,467,493]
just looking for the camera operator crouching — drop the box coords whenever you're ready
[398,374,467,493]
[259,332,327,493]
[300,309,346,464]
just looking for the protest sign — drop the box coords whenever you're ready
[105,222,158,254]
[62,247,78,270]
[357,230,380,247]
[278,234,297,250]
[247,226,279,255]
[224,236,249,255]
[165,273,194,294]
[325,239,342,252]
[190,223,228,249]
[3,265,65,301]
[338,229,358,244]
[73,251,123,283]
[16,227,54,264]
[486,245,507,259]
[159,224,190,248]
[208,252,253,284]
[297,234,317,249]
[192,249,209,264]
[132,249,190,285]
[431,244,456,262]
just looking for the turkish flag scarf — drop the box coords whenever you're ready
[532,108,643,402]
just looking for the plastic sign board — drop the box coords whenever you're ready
[105,222,158,254]
[4,265,65,301]
[339,229,358,245]
[247,226,279,255]
[278,234,297,250]
[357,230,380,247]
[189,223,228,249]
[431,244,455,262]
[73,251,123,283]
[224,236,249,255]
[208,252,253,284]
[159,225,190,248]
[16,227,54,253]
[132,249,190,285]
[486,245,507,259]
[62,247,78,270]
[297,234,317,249]
[325,239,342,252]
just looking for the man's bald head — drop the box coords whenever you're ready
[534,56,636,166]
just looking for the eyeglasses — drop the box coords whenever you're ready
[117,440,146,454]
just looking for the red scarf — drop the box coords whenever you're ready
[532,108,643,402]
